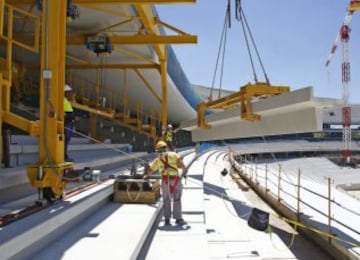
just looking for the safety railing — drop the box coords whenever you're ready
[0,3,40,55]
[229,153,360,251]
[67,74,161,139]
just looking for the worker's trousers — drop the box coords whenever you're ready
[161,178,183,220]
[64,122,74,159]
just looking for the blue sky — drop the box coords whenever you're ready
[157,0,360,103]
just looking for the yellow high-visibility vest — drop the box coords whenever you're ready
[150,152,179,176]
[64,97,73,112]
[165,130,173,142]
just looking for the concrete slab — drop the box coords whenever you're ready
[0,180,114,259]
[181,87,339,141]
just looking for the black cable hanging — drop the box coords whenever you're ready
[218,21,228,99]
[210,1,231,100]
[237,2,270,84]
[238,8,258,83]
[210,0,271,101]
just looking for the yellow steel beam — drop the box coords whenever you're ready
[132,4,196,133]
[38,0,68,163]
[5,4,13,108]
[66,54,88,64]
[72,101,115,118]
[134,4,165,59]
[2,3,40,53]
[154,18,188,35]
[2,112,39,136]
[160,47,168,133]
[0,0,3,35]
[7,0,195,5]
[66,63,160,70]
[67,34,197,45]
[15,33,197,46]
[26,0,70,198]
[349,0,360,11]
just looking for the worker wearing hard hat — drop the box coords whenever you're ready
[64,84,75,162]
[144,140,187,226]
[163,124,176,151]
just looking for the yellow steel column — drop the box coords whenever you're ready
[38,0,66,164]
[5,6,13,111]
[0,0,4,35]
[160,47,167,135]
[27,0,72,199]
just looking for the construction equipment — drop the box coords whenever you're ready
[325,0,360,163]
[198,1,289,129]
[197,82,290,129]
[85,35,113,55]
[113,178,161,204]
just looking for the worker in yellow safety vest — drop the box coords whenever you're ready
[144,140,187,226]
[64,84,75,162]
[163,124,176,151]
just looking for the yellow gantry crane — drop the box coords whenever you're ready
[1,0,197,202]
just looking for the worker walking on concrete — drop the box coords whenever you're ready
[144,140,187,226]
[64,84,75,162]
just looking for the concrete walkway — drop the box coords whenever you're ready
[1,150,331,260]
[145,150,329,259]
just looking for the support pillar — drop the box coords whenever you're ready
[160,47,168,137]
[26,0,72,200]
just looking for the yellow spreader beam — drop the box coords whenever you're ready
[197,82,290,129]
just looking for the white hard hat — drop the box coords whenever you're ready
[167,124,172,128]
[64,84,72,92]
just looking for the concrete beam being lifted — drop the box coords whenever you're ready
[181,87,341,142]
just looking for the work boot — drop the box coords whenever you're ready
[175,219,186,225]
[164,219,170,226]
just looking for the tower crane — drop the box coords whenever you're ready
[325,0,360,164]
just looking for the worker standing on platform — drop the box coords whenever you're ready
[64,84,75,162]
[144,140,187,226]
[164,124,176,151]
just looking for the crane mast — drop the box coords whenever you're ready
[326,0,360,163]
[340,25,351,163]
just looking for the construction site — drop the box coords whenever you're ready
[1,1,360,259]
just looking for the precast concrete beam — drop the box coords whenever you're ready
[181,87,340,142]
